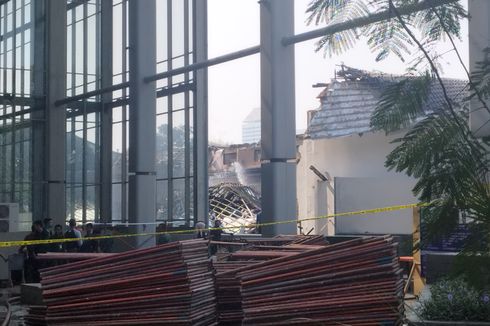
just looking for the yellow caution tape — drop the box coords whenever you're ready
[0,202,430,248]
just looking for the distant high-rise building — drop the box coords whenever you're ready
[242,108,261,143]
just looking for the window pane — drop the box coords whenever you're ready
[156,180,168,222]
[172,179,185,226]
[172,110,185,178]
[156,114,168,179]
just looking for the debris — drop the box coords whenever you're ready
[209,183,261,233]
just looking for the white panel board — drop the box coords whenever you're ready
[335,177,416,235]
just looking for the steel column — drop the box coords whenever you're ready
[194,0,209,227]
[128,0,157,247]
[45,0,67,227]
[100,0,113,222]
[260,0,297,236]
[31,0,46,221]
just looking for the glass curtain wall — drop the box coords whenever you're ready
[111,0,129,223]
[111,0,196,228]
[0,0,34,227]
[65,0,101,223]
[155,0,195,228]
[0,0,201,229]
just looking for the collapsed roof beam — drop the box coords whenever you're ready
[54,0,456,106]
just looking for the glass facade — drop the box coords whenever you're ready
[0,0,34,226]
[66,0,102,224]
[109,0,197,227]
[0,0,206,230]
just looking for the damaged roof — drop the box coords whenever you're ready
[209,183,261,234]
[306,66,467,139]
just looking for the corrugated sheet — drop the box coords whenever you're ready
[306,72,467,139]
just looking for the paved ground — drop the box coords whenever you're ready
[0,286,28,326]
[405,286,432,324]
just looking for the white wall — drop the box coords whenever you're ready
[297,131,417,235]
[469,0,490,137]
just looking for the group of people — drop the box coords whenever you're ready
[17,217,225,282]
[19,218,110,283]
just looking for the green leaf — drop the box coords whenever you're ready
[370,73,431,133]
[306,0,369,56]
[470,47,490,101]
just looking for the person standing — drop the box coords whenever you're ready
[64,219,82,252]
[80,223,98,253]
[19,225,38,283]
[50,224,65,252]
[209,219,223,256]
[19,221,48,282]
[33,220,50,253]
[195,222,207,239]
[43,218,54,237]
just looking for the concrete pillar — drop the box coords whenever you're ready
[45,0,67,227]
[195,0,209,227]
[260,0,297,236]
[128,0,157,247]
[469,0,490,137]
[100,1,113,223]
[31,0,47,221]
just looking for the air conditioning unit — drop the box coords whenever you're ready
[0,203,20,233]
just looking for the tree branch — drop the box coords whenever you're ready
[389,0,488,172]
[429,3,490,116]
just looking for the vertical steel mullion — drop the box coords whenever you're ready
[94,0,102,222]
[71,7,76,96]
[81,1,88,223]
[25,0,32,215]
[1,3,6,200]
[2,2,7,98]
[10,0,17,203]
[82,1,88,94]
[20,0,24,99]
[18,0,25,212]
[167,0,173,223]
[96,0,101,91]
[70,7,77,221]
[70,117,76,220]
[82,107,87,223]
[3,3,9,201]
[121,0,128,223]
[183,0,190,226]
[191,0,198,226]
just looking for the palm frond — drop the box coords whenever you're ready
[365,19,413,61]
[370,73,431,132]
[385,110,489,207]
[469,47,490,101]
[315,30,359,55]
[412,3,466,44]
[306,0,364,25]
[307,0,370,56]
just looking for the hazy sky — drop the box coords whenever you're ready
[207,0,469,144]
